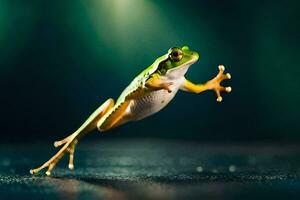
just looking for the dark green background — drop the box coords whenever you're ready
[1,0,299,142]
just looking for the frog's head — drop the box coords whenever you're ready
[157,46,199,79]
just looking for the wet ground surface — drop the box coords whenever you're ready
[1,139,300,200]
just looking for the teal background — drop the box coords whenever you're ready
[0,0,299,141]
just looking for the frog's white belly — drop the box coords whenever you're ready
[128,77,184,121]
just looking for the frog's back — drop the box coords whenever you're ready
[116,55,169,105]
[116,69,146,105]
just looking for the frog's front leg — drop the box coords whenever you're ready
[145,74,173,93]
[125,74,173,101]
[30,98,115,176]
[181,65,232,102]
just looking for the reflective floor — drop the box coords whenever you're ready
[1,139,300,200]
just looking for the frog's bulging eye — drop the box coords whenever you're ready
[169,48,183,62]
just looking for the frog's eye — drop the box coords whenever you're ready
[169,47,183,62]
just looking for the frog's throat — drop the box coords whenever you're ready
[165,60,196,79]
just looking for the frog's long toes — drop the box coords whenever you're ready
[68,164,74,170]
[217,96,223,102]
[225,86,232,93]
[212,65,231,102]
[45,163,56,176]
[67,139,77,170]
[30,163,48,175]
[68,150,75,170]
[54,141,61,147]
[215,89,223,103]
[221,73,231,81]
[218,65,225,72]
[46,171,51,176]
[54,135,71,147]
[226,73,231,79]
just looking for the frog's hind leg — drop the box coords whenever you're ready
[97,101,131,132]
[30,98,114,176]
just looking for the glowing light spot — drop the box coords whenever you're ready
[196,166,203,173]
[229,165,236,172]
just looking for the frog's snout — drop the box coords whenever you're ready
[191,51,200,61]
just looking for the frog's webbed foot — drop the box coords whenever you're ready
[30,98,115,176]
[207,65,232,102]
[30,133,78,176]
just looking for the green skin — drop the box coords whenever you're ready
[30,45,231,176]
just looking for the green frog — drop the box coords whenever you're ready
[30,46,232,176]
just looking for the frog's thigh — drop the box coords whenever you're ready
[97,101,131,132]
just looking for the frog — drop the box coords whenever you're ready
[30,46,232,176]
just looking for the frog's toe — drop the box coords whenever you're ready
[30,158,59,176]
[214,89,223,102]
[218,64,225,72]
[217,65,231,80]
[30,136,79,176]
[54,135,71,147]
[221,73,231,81]
[225,73,231,79]
[66,139,78,170]
[225,86,232,93]
[215,85,232,102]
